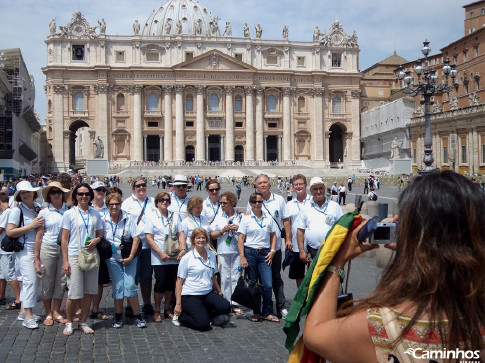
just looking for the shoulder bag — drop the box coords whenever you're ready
[1,208,25,252]
[57,206,71,246]
[164,213,181,259]
[119,218,141,259]
[231,265,263,311]
[263,202,286,240]
[76,209,99,272]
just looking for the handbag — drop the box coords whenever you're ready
[164,214,181,259]
[1,208,25,253]
[263,203,285,240]
[76,208,99,272]
[96,237,112,260]
[119,219,141,259]
[231,265,263,311]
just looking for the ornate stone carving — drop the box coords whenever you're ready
[98,19,106,35]
[351,89,361,98]
[63,130,71,139]
[128,85,143,95]
[177,42,182,48]
[94,83,110,94]
[255,24,262,39]
[311,87,325,97]
[450,97,459,110]
[255,87,264,95]
[283,87,296,96]
[244,86,255,95]
[53,85,66,94]
[469,92,480,106]
[226,43,232,50]
[243,23,250,39]
[312,47,320,55]
[193,19,202,36]
[141,44,165,56]
[162,85,174,95]
[313,26,321,42]
[431,101,442,113]
[175,85,185,94]
[208,53,220,69]
[209,17,220,37]
[261,47,284,59]
[196,43,202,49]
[56,10,99,39]
[282,25,289,40]
[320,20,358,48]
[49,19,56,35]
[224,85,235,95]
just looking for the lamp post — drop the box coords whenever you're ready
[397,40,457,173]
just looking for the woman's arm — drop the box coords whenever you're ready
[265,232,277,265]
[61,228,71,277]
[34,225,45,274]
[176,231,187,261]
[146,233,168,261]
[238,233,247,268]
[174,277,184,315]
[212,275,222,295]
[6,216,43,239]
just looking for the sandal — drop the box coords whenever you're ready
[262,314,280,323]
[89,311,108,320]
[153,311,162,323]
[73,313,81,322]
[5,301,21,310]
[164,309,173,319]
[232,307,244,315]
[79,323,94,334]
[54,315,66,324]
[44,316,54,326]
[249,315,262,322]
[63,323,73,336]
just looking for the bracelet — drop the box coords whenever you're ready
[327,265,345,282]
[270,249,276,253]
[180,248,186,251]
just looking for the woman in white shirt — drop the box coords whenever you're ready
[60,183,103,335]
[6,181,44,329]
[238,192,279,322]
[174,228,230,331]
[209,191,242,314]
[145,191,185,323]
[177,196,210,252]
[34,181,70,326]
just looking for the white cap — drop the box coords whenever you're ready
[172,174,188,186]
[91,181,106,190]
[309,177,325,188]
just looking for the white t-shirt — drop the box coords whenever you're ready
[237,211,279,250]
[177,214,210,251]
[144,209,178,266]
[39,203,70,246]
[0,209,13,255]
[177,248,218,296]
[201,197,222,224]
[8,203,41,249]
[246,193,289,250]
[61,207,103,256]
[209,211,242,255]
[121,195,154,249]
[102,211,141,262]
[295,199,343,250]
[168,193,189,224]
[286,195,311,253]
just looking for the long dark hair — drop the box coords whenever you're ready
[71,183,94,206]
[346,171,485,351]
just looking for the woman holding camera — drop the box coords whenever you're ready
[303,171,485,362]
[6,181,44,329]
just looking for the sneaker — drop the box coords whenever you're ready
[211,314,229,327]
[280,309,289,320]
[22,318,39,329]
[17,314,42,322]
[135,317,147,328]
[172,314,180,327]
[112,316,123,329]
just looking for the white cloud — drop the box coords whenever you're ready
[0,0,466,123]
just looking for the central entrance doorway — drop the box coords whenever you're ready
[208,135,221,161]
[146,135,160,162]
[266,135,278,161]
[329,123,345,164]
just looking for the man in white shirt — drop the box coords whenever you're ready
[168,175,189,224]
[247,174,291,319]
[296,177,343,262]
[285,174,311,287]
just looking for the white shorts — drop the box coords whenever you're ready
[0,254,16,281]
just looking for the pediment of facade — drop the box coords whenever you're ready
[174,50,256,72]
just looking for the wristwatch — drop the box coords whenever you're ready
[327,265,345,282]
[270,249,276,253]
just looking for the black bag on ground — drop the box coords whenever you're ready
[231,265,262,311]
[1,208,24,253]
[96,238,113,260]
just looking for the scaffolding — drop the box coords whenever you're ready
[0,48,24,116]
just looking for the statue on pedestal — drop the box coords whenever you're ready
[313,26,321,42]
[94,137,104,159]
[255,24,262,39]
[390,137,402,159]
[282,25,289,40]
[133,20,140,35]
[165,18,173,35]
[49,19,56,35]
[175,20,182,35]
[224,22,232,37]
[243,23,250,38]
[98,18,106,34]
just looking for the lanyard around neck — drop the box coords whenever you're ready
[190,214,201,228]
[109,212,121,240]
[210,199,220,217]
[192,249,214,270]
[77,207,90,234]
[156,209,171,227]
[311,201,328,215]
[252,214,265,229]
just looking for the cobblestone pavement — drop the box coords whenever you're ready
[0,180,396,362]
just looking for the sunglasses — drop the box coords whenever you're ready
[220,201,229,205]
[158,198,171,203]
[135,183,147,188]
[175,185,187,188]
[77,192,90,197]
[108,203,121,207]
[49,189,63,195]
[95,188,107,193]
[208,188,220,192]
[252,200,263,204]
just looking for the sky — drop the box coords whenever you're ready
[0,0,468,124]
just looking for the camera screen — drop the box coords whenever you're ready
[374,226,390,240]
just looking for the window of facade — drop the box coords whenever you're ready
[482,144,485,164]
[147,121,158,127]
[72,45,85,61]
[332,97,341,114]
[267,95,277,112]
[185,95,193,112]
[413,148,417,163]
[332,53,341,67]
[443,146,449,163]
[297,96,305,112]
[469,27,476,34]
[234,53,243,62]
[147,93,159,111]
[116,94,125,111]
[471,11,474,18]
[146,51,159,62]
[115,51,125,62]
[74,92,84,111]
[268,122,278,128]
[235,121,243,128]
[267,55,278,65]
[234,95,243,112]
[297,56,305,67]
[461,145,467,163]
[209,93,219,111]
[185,52,194,61]
[186,121,194,127]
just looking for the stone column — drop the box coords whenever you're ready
[224,86,235,162]
[94,83,109,159]
[175,85,185,162]
[245,86,255,161]
[255,87,264,161]
[53,85,66,170]
[264,135,268,161]
[312,88,324,161]
[277,135,282,162]
[160,135,164,162]
[143,135,147,161]
[196,85,205,161]
[350,90,361,167]
[282,87,292,161]
[88,131,96,159]
[220,134,225,161]
[205,134,209,160]
[130,85,143,161]
[325,131,331,162]
[63,131,71,167]
[470,127,478,173]
[162,86,173,162]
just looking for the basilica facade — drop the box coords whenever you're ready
[43,0,362,172]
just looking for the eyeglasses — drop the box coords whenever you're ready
[77,192,90,197]
[208,188,220,192]
[108,203,121,207]
[220,201,229,205]
[158,198,171,203]
[135,183,147,188]
[175,185,187,188]
[49,190,63,195]
[95,188,107,193]
[251,200,263,204]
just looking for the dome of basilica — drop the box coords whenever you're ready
[141,0,220,37]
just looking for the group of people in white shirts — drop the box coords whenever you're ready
[0,172,345,333]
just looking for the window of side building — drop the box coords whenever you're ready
[234,53,243,62]
[297,56,305,67]
[185,52,194,61]
[115,51,125,62]
[186,94,193,112]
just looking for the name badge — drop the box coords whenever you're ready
[325,216,333,225]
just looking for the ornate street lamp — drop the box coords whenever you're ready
[397,40,458,173]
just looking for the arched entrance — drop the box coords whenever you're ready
[69,120,90,171]
[235,145,244,162]
[146,135,160,162]
[208,135,221,161]
[329,123,345,164]
[266,136,278,161]
[185,145,195,162]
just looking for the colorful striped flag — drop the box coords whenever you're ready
[283,210,362,363]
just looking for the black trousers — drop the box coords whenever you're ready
[179,291,231,331]
[271,249,285,311]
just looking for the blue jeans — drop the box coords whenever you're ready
[106,257,138,300]
[244,247,273,316]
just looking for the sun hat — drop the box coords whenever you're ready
[41,181,70,201]
[13,181,41,200]
[309,177,325,188]
[172,174,188,186]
